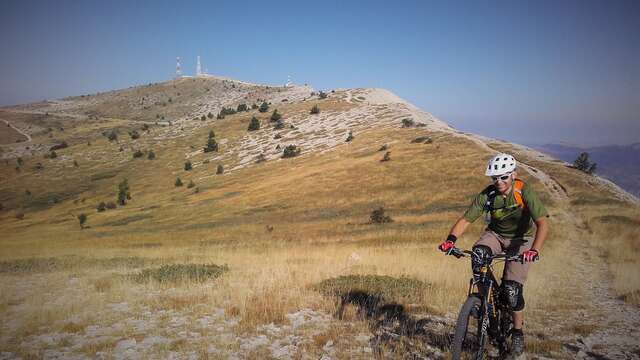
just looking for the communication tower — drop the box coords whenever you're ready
[176,57,182,78]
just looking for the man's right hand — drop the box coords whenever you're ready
[438,240,455,252]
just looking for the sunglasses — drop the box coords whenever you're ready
[491,173,512,182]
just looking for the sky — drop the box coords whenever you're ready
[0,0,638,146]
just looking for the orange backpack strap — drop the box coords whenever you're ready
[513,179,526,210]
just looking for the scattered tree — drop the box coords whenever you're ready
[310,105,320,114]
[17,157,24,167]
[117,179,131,205]
[274,120,285,130]
[201,115,206,121]
[204,137,219,153]
[97,202,106,212]
[248,116,261,131]
[573,152,597,174]
[270,109,282,122]
[184,160,192,171]
[319,91,328,99]
[259,101,269,113]
[73,160,79,167]
[401,118,415,128]
[175,177,183,187]
[78,213,87,229]
[208,130,215,139]
[133,149,144,158]
[237,104,248,112]
[379,144,388,151]
[106,201,117,209]
[207,112,213,119]
[129,130,140,139]
[107,130,118,142]
[282,145,301,158]
[216,164,224,174]
[147,150,156,160]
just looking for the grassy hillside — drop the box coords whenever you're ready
[0,79,638,359]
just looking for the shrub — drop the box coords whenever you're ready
[106,201,117,209]
[73,160,79,167]
[259,101,269,113]
[187,180,195,188]
[201,115,206,121]
[129,130,140,139]
[274,133,283,139]
[184,160,192,171]
[255,154,266,163]
[133,149,144,158]
[107,130,118,142]
[141,123,149,131]
[369,207,393,224]
[97,202,106,212]
[237,104,248,112]
[401,118,415,128]
[573,152,597,174]
[130,264,228,284]
[381,151,391,162]
[15,212,25,220]
[411,136,432,144]
[78,213,87,229]
[248,116,260,131]
[251,103,258,110]
[270,109,281,122]
[319,91,328,99]
[147,150,156,160]
[204,137,218,152]
[313,275,429,303]
[175,177,183,187]
[208,130,215,139]
[346,131,354,142]
[216,164,224,174]
[274,120,285,130]
[216,112,225,120]
[379,144,388,151]
[117,179,131,205]
[50,141,68,151]
[310,105,320,114]
[49,151,57,159]
[17,157,23,167]
[282,145,301,158]
[207,112,213,119]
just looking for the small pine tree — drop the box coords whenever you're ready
[49,151,57,158]
[78,213,87,229]
[129,130,140,139]
[310,105,320,114]
[97,202,106,212]
[147,150,156,160]
[204,137,218,153]
[259,102,269,113]
[573,152,597,174]
[216,164,224,174]
[369,207,393,224]
[208,130,215,139]
[184,160,192,171]
[237,104,248,112]
[282,145,301,158]
[201,115,206,121]
[117,179,130,205]
[248,116,261,131]
[107,130,118,142]
[175,177,183,187]
[207,112,213,119]
[270,109,282,122]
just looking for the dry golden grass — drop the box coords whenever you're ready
[1,91,638,358]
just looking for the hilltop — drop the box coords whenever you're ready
[0,77,638,359]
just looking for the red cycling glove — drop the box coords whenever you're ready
[438,234,457,252]
[522,249,539,263]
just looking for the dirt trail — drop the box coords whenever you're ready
[0,118,32,142]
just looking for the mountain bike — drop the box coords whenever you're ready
[446,247,535,360]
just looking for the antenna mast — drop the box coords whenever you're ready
[176,57,182,78]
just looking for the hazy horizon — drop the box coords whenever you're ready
[1,0,638,147]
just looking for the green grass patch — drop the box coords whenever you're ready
[101,214,153,226]
[90,171,118,181]
[129,263,229,284]
[313,274,431,303]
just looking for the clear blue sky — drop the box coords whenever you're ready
[1,0,638,146]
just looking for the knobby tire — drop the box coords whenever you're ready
[451,295,487,360]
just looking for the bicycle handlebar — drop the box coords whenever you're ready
[446,247,539,263]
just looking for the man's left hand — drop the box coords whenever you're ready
[522,249,539,263]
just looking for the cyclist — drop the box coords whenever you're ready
[439,153,549,358]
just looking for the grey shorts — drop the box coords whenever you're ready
[474,231,533,285]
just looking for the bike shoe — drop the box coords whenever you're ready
[508,329,525,359]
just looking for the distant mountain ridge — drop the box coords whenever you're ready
[532,143,640,197]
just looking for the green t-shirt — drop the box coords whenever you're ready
[463,180,548,238]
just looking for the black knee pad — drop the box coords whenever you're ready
[501,280,525,311]
[471,245,493,275]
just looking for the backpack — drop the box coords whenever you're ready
[484,179,527,214]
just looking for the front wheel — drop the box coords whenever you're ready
[451,295,488,360]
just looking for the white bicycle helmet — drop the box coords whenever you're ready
[485,153,517,176]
